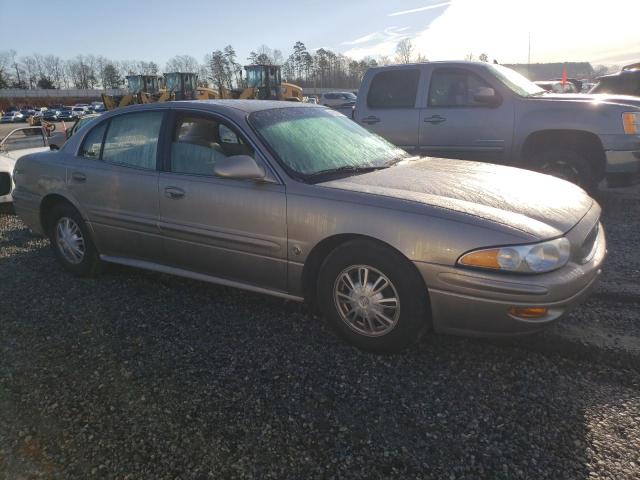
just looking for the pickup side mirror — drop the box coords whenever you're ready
[473,87,501,106]
[213,155,266,181]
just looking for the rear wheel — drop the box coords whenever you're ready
[531,148,597,192]
[49,203,101,277]
[317,240,429,353]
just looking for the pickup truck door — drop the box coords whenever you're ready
[419,66,515,163]
[355,68,422,153]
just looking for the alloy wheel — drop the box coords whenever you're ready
[333,264,400,337]
[55,216,85,264]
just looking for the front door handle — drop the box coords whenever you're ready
[424,115,446,125]
[361,115,380,125]
[164,186,185,199]
[71,171,86,182]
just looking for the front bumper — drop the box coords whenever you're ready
[605,150,640,174]
[415,211,606,336]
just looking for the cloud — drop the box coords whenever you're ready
[342,32,380,46]
[388,1,451,17]
[343,26,412,59]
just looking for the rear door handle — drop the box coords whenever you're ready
[424,115,446,125]
[71,172,86,182]
[361,115,380,125]
[164,186,185,199]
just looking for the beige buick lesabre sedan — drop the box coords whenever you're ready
[9,101,606,353]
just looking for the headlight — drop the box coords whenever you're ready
[622,112,640,134]
[458,237,571,274]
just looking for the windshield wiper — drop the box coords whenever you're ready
[306,165,388,182]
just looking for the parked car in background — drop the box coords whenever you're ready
[318,91,358,108]
[71,106,87,118]
[354,61,640,190]
[20,110,35,122]
[0,127,50,204]
[11,101,605,353]
[48,113,101,150]
[42,109,60,121]
[57,109,75,122]
[534,81,578,93]
[303,96,318,104]
[590,63,640,97]
[1,112,24,123]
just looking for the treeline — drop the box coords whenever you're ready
[0,39,413,91]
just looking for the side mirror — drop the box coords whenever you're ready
[213,155,266,181]
[473,87,501,106]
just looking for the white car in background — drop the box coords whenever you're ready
[0,127,50,204]
[71,106,88,118]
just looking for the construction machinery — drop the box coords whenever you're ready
[102,65,301,110]
[237,64,302,101]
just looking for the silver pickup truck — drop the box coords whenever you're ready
[354,61,640,190]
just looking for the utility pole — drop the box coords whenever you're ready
[527,32,531,78]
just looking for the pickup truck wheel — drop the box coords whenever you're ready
[49,203,101,277]
[317,240,429,353]
[531,148,596,192]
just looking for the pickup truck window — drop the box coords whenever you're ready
[428,69,492,107]
[367,69,420,108]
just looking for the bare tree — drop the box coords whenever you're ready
[395,39,414,64]
[165,55,199,73]
[21,56,37,88]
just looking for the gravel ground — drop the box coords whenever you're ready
[0,186,639,479]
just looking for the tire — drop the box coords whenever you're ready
[49,203,101,277]
[530,148,597,192]
[317,239,429,353]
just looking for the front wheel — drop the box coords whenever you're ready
[317,240,429,353]
[531,148,597,192]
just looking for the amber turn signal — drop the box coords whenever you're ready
[623,112,638,134]
[458,249,501,269]
[508,307,548,319]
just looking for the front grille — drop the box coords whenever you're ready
[579,222,600,264]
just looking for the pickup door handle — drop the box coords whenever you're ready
[71,172,86,182]
[361,115,380,125]
[164,186,185,199]
[424,115,446,125]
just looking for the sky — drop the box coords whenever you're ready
[1,0,639,67]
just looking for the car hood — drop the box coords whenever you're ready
[0,147,50,170]
[319,158,593,239]
[535,92,640,109]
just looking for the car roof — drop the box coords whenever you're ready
[103,100,320,117]
[177,100,316,113]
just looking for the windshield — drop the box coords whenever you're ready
[489,64,545,97]
[341,93,357,100]
[246,67,264,88]
[249,107,409,179]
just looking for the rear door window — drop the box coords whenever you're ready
[366,69,420,108]
[101,111,163,170]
